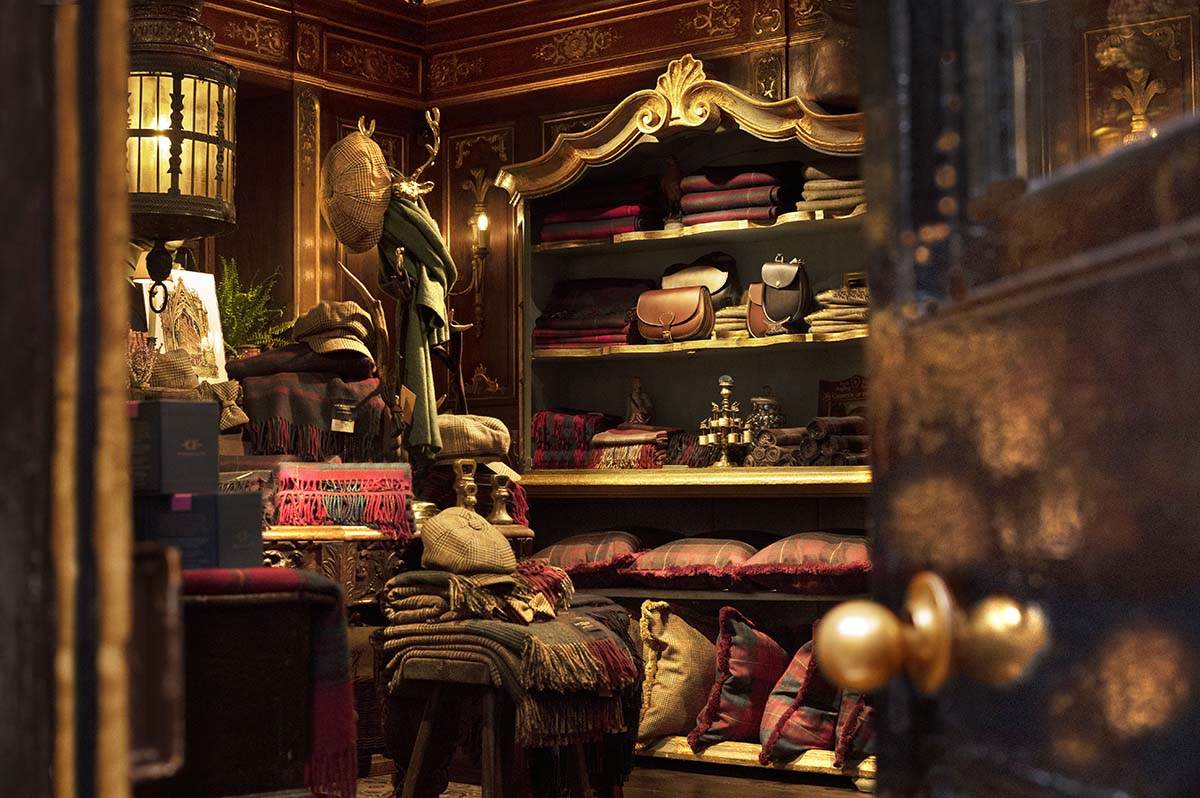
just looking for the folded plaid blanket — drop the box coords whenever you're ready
[810,322,868,334]
[540,216,658,242]
[681,167,800,193]
[381,562,574,626]
[536,279,653,332]
[806,307,869,324]
[184,568,355,798]
[795,196,865,212]
[543,204,658,224]
[532,410,621,469]
[802,187,867,201]
[227,343,375,381]
[803,178,865,191]
[680,186,783,214]
[682,206,780,226]
[664,431,719,468]
[274,462,413,539]
[242,373,387,462]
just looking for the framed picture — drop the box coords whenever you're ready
[138,269,227,383]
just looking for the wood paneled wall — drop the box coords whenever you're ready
[202,0,824,428]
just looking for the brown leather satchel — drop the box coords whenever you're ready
[636,286,715,343]
[793,0,859,111]
[748,283,789,338]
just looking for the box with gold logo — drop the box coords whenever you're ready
[130,400,219,495]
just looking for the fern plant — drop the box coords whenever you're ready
[216,257,293,355]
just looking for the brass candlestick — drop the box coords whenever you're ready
[698,375,752,468]
[453,458,479,511]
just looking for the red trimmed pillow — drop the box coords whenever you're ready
[621,539,758,589]
[531,531,642,587]
[737,532,871,594]
[688,607,788,750]
[759,634,842,764]
[833,692,876,767]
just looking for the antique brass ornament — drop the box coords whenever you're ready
[486,474,514,525]
[815,572,1049,695]
[453,458,478,511]
[393,108,442,201]
[699,375,753,468]
[452,167,492,339]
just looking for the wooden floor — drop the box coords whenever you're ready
[357,760,864,797]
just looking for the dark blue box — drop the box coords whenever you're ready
[134,493,263,570]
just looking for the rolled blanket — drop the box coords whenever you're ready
[832,452,870,466]
[759,427,810,447]
[803,178,865,191]
[682,206,779,226]
[681,167,797,193]
[680,186,783,214]
[543,204,658,224]
[819,434,870,455]
[815,287,870,307]
[804,161,860,181]
[806,307,869,324]
[794,196,865,212]
[227,342,376,381]
[763,445,782,465]
[808,416,868,440]
[540,216,658,242]
[798,436,820,462]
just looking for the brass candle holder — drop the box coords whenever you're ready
[698,375,753,468]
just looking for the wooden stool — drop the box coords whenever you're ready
[399,657,591,798]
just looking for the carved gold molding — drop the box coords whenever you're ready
[533,25,621,65]
[496,54,863,201]
[429,52,485,90]
[677,0,742,38]
[541,107,610,153]
[465,362,503,395]
[295,21,320,71]
[222,16,286,60]
[453,131,511,168]
[755,51,783,100]
[752,0,784,37]
[296,89,318,171]
[326,37,416,85]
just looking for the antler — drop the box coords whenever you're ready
[393,107,441,201]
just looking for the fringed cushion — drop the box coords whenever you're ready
[737,532,871,594]
[637,601,716,742]
[833,692,877,767]
[621,539,758,589]
[532,531,643,588]
[759,631,842,765]
[688,607,787,750]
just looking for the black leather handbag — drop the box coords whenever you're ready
[761,255,814,331]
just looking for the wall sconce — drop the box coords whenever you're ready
[453,167,492,338]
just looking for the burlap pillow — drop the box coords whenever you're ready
[320,129,392,253]
[638,600,716,742]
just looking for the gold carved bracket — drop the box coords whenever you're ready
[495,54,863,202]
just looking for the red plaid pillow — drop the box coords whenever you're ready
[737,532,871,594]
[833,692,876,767]
[759,631,842,764]
[688,607,788,750]
[622,539,758,589]
[532,531,642,588]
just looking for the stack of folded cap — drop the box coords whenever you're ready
[538,180,662,243]
[796,160,865,218]
[533,278,653,349]
[232,300,388,462]
[713,287,750,339]
[805,283,869,336]
[678,166,799,227]
[586,424,679,469]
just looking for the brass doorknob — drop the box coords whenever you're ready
[815,572,1049,695]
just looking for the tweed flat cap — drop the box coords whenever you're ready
[292,300,373,359]
[435,414,511,462]
[148,349,199,390]
[320,128,392,253]
[421,508,517,586]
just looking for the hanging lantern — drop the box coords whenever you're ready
[127,0,237,311]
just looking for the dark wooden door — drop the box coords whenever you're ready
[819,2,1200,796]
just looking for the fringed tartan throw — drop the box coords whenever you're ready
[275,462,414,540]
[241,372,387,462]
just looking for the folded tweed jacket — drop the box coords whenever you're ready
[242,372,387,462]
[816,287,870,307]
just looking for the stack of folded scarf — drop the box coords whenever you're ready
[273,462,415,540]
[796,160,865,218]
[806,283,870,335]
[534,278,653,350]
[381,560,574,626]
[532,409,622,469]
[538,183,662,243]
[664,431,719,468]
[678,166,799,227]
[587,424,678,469]
[714,303,749,339]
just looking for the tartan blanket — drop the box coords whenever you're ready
[680,186,783,214]
[241,372,387,462]
[183,568,356,798]
[531,410,621,469]
[274,462,414,540]
[682,206,780,226]
[540,216,658,242]
[374,599,641,749]
[543,204,658,224]
[680,167,800,193]
[226,343,375,382]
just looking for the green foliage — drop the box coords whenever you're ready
[216,257,293,355]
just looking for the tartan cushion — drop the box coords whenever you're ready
[737,532,872,594]
[688,607,787,749]
[759,632,842,764]
[621,538,758,589]
[637,600,716,742]
[833,692,877,767]
[532,531,642,588]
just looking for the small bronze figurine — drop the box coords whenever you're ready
[626,377,654,425]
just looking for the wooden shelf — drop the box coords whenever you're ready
[637,736,876,782]
[533,328,866,361]
[582,586,865,603]
[263,525,382,541]
[532,212,863,256]
[519,466,871,498]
